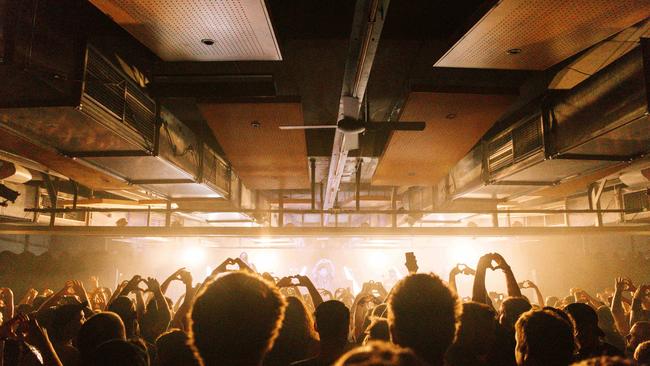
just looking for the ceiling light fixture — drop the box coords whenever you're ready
[201,38,215,46]
[251,120,261,128]
[506,48,522,55]
[445,113,457,119]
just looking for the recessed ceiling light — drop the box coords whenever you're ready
[507,48,522,55]
[201,38,215,46]
[251,120,261,128]
[445,113,457,119]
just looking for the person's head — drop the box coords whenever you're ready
[570,356,634,366]
[565,303,604,350]
[265,297,318,365]
[363,317,390,344]
[48,302,86,344]
[596,306,616,334]
[388,273,460,365]
[108,296,138,337]
[87,339,148,366]
[156,329,200,366]
[499,296,532,330]
[334,341,427,366]
[189,272,286,366]
[454,301,497,357]
[635,340,650,365]
[77,312,127,362]
[627,321,650,353]
[514,309,575,366]
[314,300,350,343]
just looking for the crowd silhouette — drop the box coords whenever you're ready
[1,251,650,366]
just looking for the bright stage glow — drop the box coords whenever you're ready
[447,239,481,268]
[366,251,390,271]
[249,250,280,274]
[181,246,205,266]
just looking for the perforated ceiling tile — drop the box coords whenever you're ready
[373,92,517,187]
[434,0,650,70]
[90,0,282,61]
[198,102,310,190]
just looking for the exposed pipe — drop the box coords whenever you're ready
[23,207,636,215]
[1,225,650,237]
[323,0,390,216]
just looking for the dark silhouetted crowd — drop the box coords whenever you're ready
[1,252,650,366]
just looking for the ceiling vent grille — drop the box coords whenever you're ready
[488,134,514,175]
[82,47,156,147]
[513,116,543,161]
[623,190,650,212]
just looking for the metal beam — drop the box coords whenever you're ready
[23,207,636,215]
[1,225,650,237]
[323,0,390,215]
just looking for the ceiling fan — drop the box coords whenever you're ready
[279,117,426,150]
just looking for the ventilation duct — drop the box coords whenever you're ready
[446,42,650,202]
[0,162,31,184]
[0,0,233,199]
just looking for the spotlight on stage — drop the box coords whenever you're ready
[181,246,205,266]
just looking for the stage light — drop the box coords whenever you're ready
[249,250,279,274]
[366,251,390,271]
[448,240,481,267]
[181,246,205,266]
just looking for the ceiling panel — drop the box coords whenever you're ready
[90,0,282,61]
[373,92,517,187]
[434,0,650,70]
[198,102,310,190]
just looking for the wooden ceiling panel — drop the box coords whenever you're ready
[435,0,650,70]
[373,92,517,187]
[198,102,310,190]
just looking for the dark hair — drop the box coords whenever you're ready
[571,356,634,366]
[314,300,350,341]
[189,272,286,366]
[156,329,200,366]
[334,340,427,366]
[388,273,460,365]
[635,340,650,364]
[265,297,319,366]
[500,296,532,329]
[78,312,127,362]
[87,339,148,366]
[515,309,575,366]
[454,301,497,355]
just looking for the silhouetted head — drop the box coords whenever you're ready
[388,273,460,366]
[78,312,127,362]
[454,301,497,357]
[565,303,605,350]
[334,340,426,366]
[265,297,318,366]
[156,329,200,366]
[314,300,350,343]
[189,272,286,366]
[570,356,634,365]
[500,297,532,330]
[108,296,138,337]
[364,317,390,344]
[515,309,575,366]
[87,339,148,366]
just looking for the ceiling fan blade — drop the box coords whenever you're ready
[342,132,359,150]
[278,125,337,130]
[365,121,426,131]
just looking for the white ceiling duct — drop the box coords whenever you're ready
[619,168,650,188]
[0,161,32,184]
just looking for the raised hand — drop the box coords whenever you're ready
[179,269,193,286]
[491,253,509,271]
[144,277,161,292]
